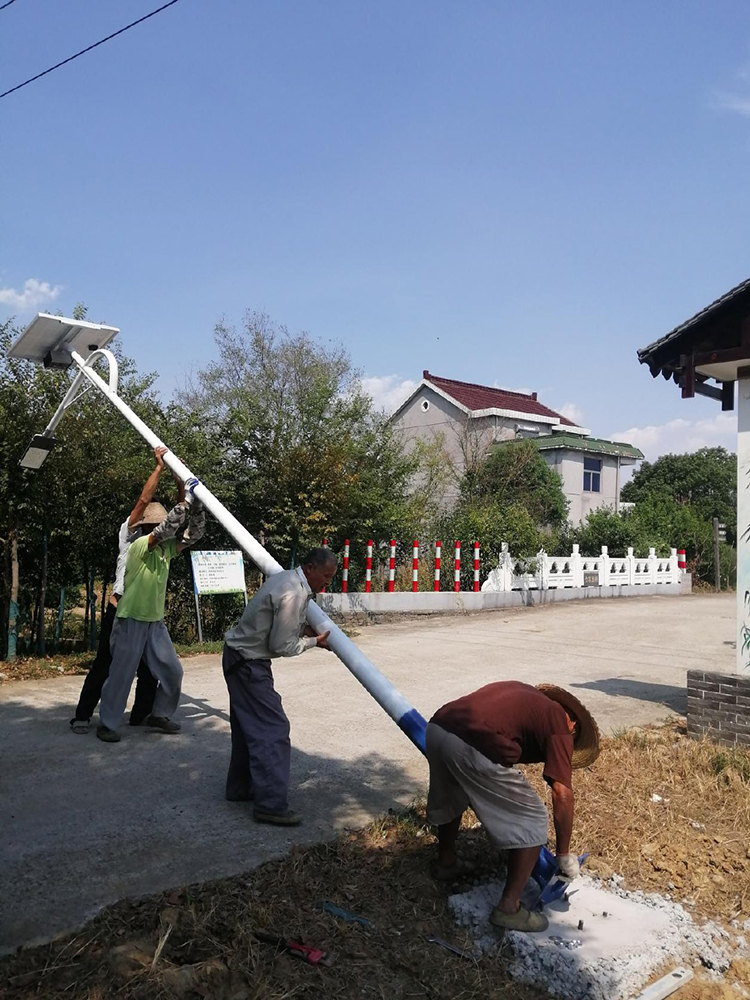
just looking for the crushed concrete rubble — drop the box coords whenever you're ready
[448,874,738,1000]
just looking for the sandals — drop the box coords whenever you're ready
[430,858,476,882]
[70,718,90,735]
[490,904,549,933]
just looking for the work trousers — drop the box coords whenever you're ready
[74,602,157,723]
[222,645,291,814]
[99,617,183,731]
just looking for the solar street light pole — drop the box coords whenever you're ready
[24,338,429,752]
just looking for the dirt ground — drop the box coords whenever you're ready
[3,721,749,1000]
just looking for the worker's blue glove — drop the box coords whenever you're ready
[184,476,203,510]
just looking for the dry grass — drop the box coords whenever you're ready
[3,721,750,999]
[0,644,226,685]
[562,722,750,923]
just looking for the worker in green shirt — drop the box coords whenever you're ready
[97,481,205,743]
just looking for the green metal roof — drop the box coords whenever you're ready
[531,434,644,460]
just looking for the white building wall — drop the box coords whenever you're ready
[392,388,518,506]
[541,450,622,525]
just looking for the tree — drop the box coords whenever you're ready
[462,439,569,528]
[0,311,173,656]
[621,447,736,543]
[175,312,422,571]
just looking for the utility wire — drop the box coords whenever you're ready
[0,0,19,10]
[0,0,182,101]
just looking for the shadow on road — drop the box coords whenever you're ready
[0,687,424,953]
[569,677,687,713]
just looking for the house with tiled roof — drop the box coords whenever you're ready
[390,371,642,525]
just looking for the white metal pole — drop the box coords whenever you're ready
[67,349,428,746]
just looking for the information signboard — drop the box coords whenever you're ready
[189,551,248,642]
[190,550,246,595]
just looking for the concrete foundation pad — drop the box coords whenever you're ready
[448,875,733,999]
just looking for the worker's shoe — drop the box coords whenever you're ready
[253,807,302,827]
[70,717,90,735]
[490,904,549,933]
[144,715,181,734]
[96,725,121,743]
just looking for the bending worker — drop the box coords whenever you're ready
[222,547,337,828]
[70,447,183,733]
[97,480,205,743]
[425,680,599,933]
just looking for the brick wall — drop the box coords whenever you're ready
[686,669,750,747]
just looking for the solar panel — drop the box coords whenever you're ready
[7,313,119,365]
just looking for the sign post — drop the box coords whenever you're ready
[190,550,248,642]
[713,518,726,592]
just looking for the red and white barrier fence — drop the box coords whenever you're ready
[342,539,350,593]
[326,540,684,593]
[321,538,328,591]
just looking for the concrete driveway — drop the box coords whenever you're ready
[0,593,733,953]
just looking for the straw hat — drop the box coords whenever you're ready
[536,684,601,769]
[131,501,168,528]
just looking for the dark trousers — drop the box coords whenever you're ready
[74,602,157,724]
[222,645,291,814]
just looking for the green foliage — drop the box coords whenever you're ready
[621,447,736,543]
[573,489,736,588]
[463,439,569,528]
[434,499,542,588]
[174,313,422,569]
[0,313,171,654]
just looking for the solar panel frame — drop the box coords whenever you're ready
[7,312,119,363]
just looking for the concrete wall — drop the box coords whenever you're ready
[392,387,515,506]
[541,449,624,525]
[318,581,686,618]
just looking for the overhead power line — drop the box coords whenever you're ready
[0,0,19,10]
[0,0,182,101]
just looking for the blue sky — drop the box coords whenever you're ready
[2,1,750,459]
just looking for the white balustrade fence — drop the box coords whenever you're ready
[482,544,681,593]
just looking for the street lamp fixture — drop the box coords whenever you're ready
[20,434,56,470]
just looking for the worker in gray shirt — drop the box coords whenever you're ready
[222,547,337,826]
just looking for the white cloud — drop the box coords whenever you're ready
[611,412,737,462]
[0,278,63,311]
[557,402,586,426]
[711,53,750,117]
[713,91,750,116]
[362,375,419,413]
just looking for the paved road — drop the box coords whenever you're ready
[0,593,733,953]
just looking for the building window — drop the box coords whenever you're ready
[583,456,601,493]
[420,399,430,412]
